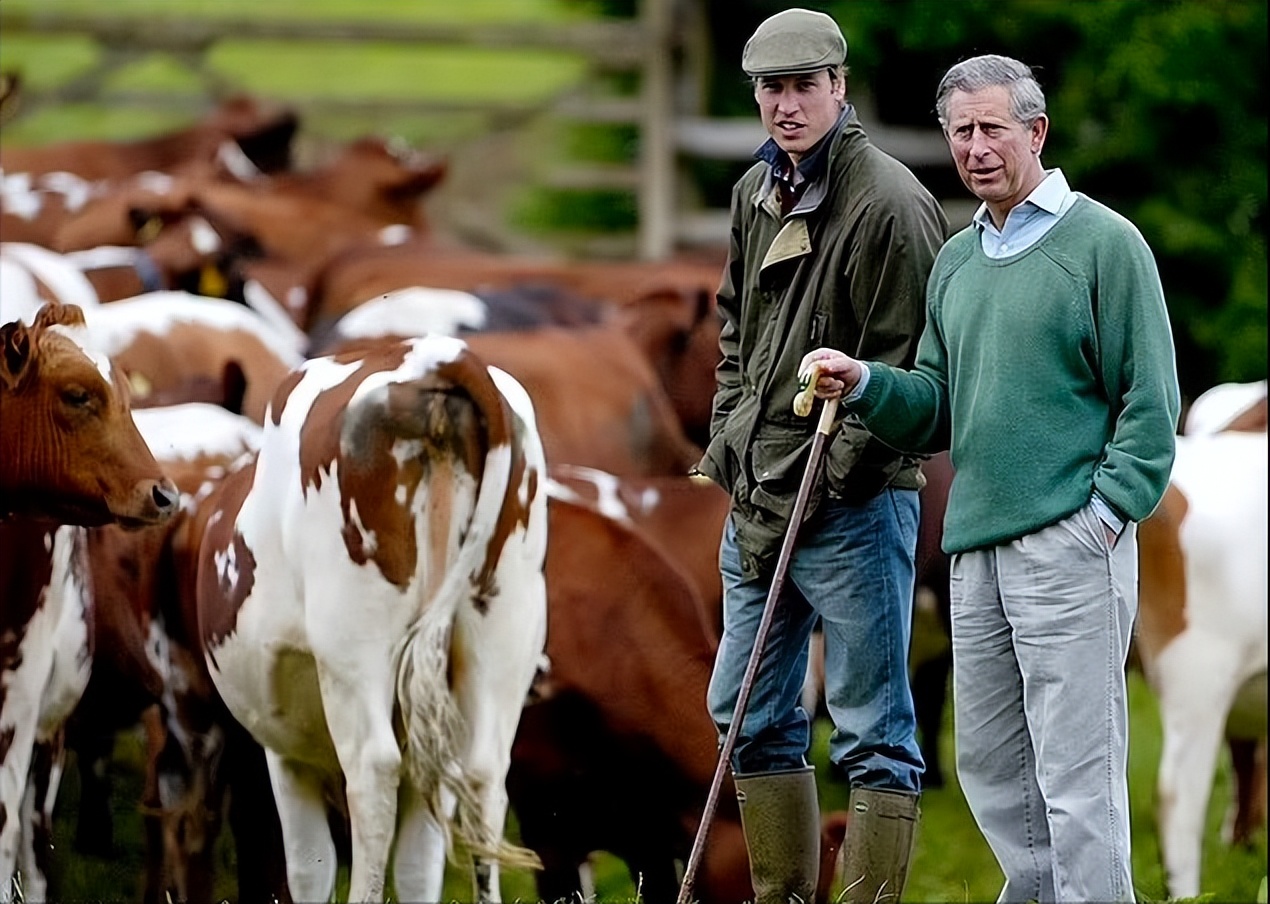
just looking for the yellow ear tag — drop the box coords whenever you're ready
[136,216,163,245]
[199,263,228,298]
[128,371,152,399]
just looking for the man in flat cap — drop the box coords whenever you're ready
[693,7,948,903]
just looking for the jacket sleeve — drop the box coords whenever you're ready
[709,186,746,441]
[845,180,948,369]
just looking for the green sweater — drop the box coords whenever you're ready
[853,195,1180,554]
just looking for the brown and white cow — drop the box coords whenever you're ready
[195,336,548,902]
[62,403,280,904]
[0,302,178,526]
[81,291,306,423]
[0,517,93,904]
[1135,383,1268,898]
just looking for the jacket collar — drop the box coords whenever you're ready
[752,104,858,219]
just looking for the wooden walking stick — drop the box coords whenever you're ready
[676,366,839,904]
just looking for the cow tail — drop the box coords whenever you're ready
[392,362,540,870]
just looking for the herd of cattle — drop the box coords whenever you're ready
[0,93,1264,903]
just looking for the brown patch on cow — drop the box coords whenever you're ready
[269,369,306,426]
[0,725,14,766]
[0,521,59,709]
[1225,395,1268,433]
[297,342,413,495]
[336,350,497,588]
[1136,484,1191,668]
[198,460,258,655]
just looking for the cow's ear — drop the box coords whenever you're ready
[391,157,448,199]
[33,301,85,331]
[0,320,33,389]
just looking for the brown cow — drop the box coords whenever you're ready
[0,302,178,526]
[510,490,846,904]
[0,94,298,182]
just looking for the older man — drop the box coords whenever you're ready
[801,54,1180,902]
[694,8,948,902]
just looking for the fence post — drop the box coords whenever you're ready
[637,0,675,261]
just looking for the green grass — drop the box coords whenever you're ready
[47,670,1266,902]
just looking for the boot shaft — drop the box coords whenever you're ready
[839,786,920,904]
[735,766,821,904]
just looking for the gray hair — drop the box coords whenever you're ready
[935,54,1046,128]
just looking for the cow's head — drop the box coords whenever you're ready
[0,303,179,526]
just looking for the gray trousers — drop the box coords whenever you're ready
[951,503,1137,903]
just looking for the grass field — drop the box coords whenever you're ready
[47,670,1266,903]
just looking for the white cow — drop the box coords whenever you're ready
[1137,386,1268,898]
[195,335,547,902]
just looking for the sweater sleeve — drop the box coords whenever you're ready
[1089,217,1181,521]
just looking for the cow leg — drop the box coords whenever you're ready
[392,779,452,903]
[449,572,549,904]
[1155,651,1240,900]
[224,723,292,904]
[1226,737,1268,846]
[263,750,337,903]
[71,726,116,856]
[314,661,401,902]
[16,734,63,904]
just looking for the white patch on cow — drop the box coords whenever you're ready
[546,464,631,522]
[346,498,378,556]
[133,171,177,195]
[62,245,149,272]
[215,540,240,590]
[377,224,413,246]
[80,291,306,364]
[1,173,42,220]
[392,439,425,468]
[1185,380,1268,436]
[1,171,33,194]
[132,403,262,462]
[286,285,308,314]
[216,141,264,181]
[0,243,101,315]
[189,217,222,256]
[37,171,94,212]
[242,279,310,354]
[334,289,488,342]
[47,322,113,381]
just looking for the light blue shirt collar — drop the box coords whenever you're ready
[972,169,1076,258]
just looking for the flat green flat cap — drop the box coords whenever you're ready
[742,8,847,77]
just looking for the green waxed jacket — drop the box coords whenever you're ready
[696,106,948,577]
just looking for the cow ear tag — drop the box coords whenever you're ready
[136,216,163,245]
[199,263,229,299]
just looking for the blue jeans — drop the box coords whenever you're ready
[707,489,924,790]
